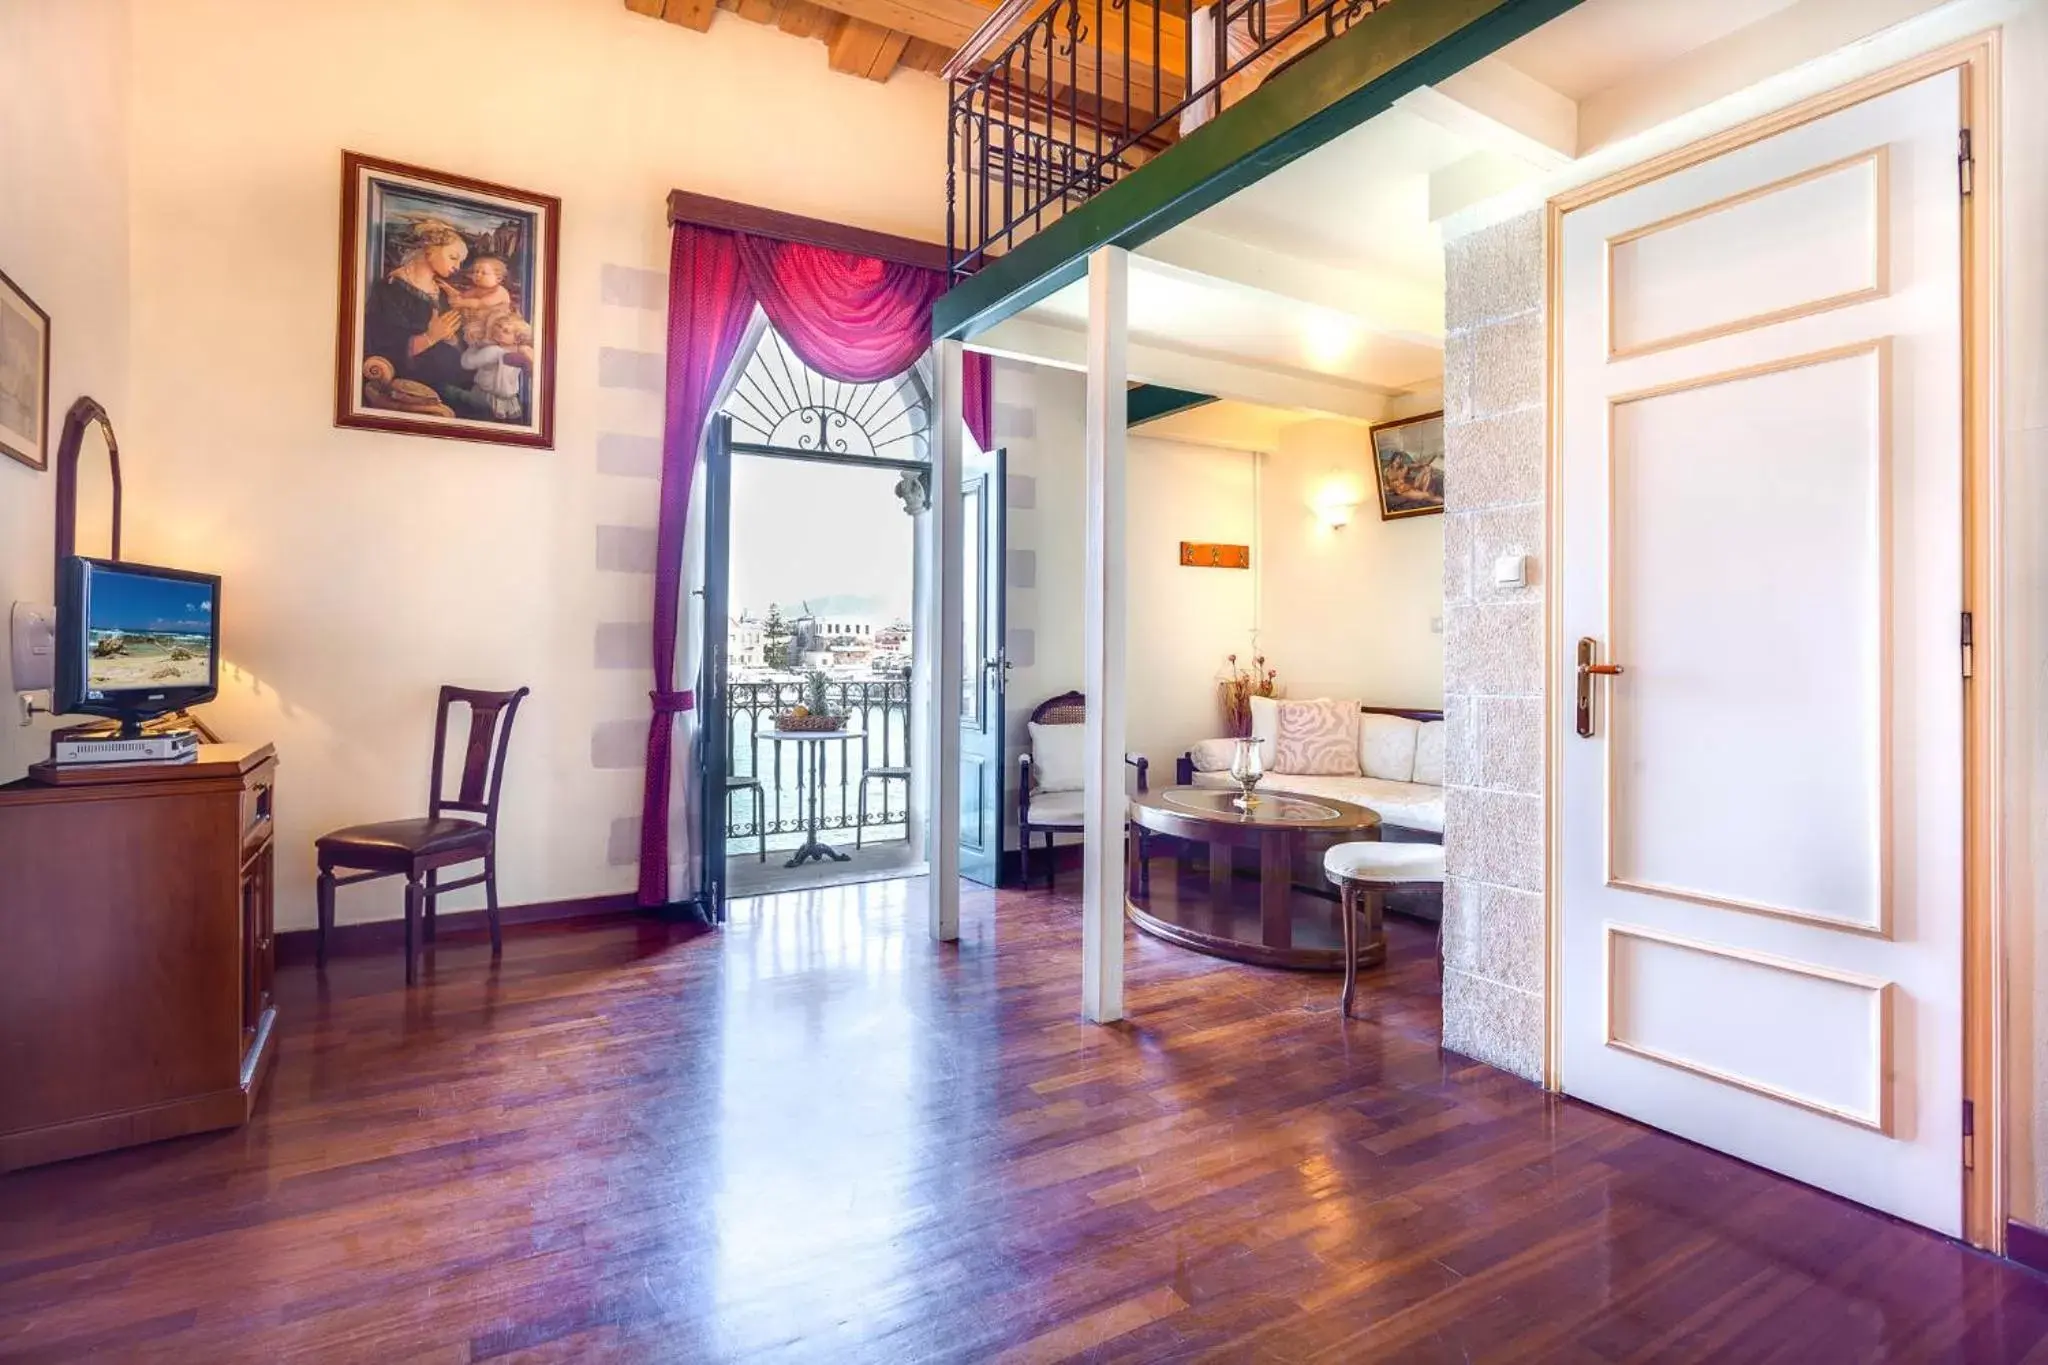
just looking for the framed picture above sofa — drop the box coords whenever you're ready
[1369,411,1444,520]
[334,152,561,449]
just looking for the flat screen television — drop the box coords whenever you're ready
[54,556,221,736]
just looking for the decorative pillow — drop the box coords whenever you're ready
[1189,737,1240,773]
[1358,713,1419,782]
[1412,720,1446,786]
[1027,721,1087,792]
[1273,699,1360,776]
[1248,695,1281,770]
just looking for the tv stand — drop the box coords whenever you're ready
[0,742,278,1170]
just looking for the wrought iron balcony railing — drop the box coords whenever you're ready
[725,678,914,847]
[946,0,1392,278]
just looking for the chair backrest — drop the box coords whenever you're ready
[1029,690,1085,726]
[429,685,531,829]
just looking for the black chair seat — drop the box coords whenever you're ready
[318,816,489,863]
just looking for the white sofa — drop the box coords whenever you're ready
[1178,697,1445,840]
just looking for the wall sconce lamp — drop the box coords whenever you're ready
[1315,496,1360,530]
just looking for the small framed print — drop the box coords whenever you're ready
[335,152,560,448]
[0,266,51,472]
[1370,410,1445,520]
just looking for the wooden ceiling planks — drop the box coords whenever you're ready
[620,0,1181,93]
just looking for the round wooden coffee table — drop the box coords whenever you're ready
[1125,786,1381,971]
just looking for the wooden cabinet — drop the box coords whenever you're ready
[0,743,278,1171]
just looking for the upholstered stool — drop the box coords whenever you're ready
[1324,842,1447,1018]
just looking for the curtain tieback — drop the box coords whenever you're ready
[650,689,696,715]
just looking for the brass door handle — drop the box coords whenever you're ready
[1576,640,1622,738]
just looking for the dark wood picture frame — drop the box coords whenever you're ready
[0,265,52,472]
[1369,410,1445,521]
[334,152,561,450]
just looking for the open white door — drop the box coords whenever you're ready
[1557,70,1966,1234]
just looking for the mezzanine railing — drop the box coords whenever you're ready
[724,678,914,846]
[946,0,1392,278]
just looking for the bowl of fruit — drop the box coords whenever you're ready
[775,671,845,732]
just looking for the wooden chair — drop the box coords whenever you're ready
[1017,691,1150,891]
[316,685,529,984]
[1324,842,1445,1018]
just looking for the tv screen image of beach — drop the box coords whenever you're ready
[84,566,216,696]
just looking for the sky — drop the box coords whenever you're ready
[88,566,216,636]
[729,456,914,623]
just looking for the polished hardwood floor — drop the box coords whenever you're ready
[3,874,2046,1362]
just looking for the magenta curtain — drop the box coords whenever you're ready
[640,223,992,907]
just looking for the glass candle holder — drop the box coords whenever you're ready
[1228,737,1264,810]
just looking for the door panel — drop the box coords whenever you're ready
[958,448,1006,886]
[1558,71,1964,1234]
[696,416,734,922]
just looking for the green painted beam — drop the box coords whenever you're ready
[934,0,1586,341]
[1127,384,1217,427]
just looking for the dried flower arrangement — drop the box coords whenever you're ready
[1219,653,1280,737]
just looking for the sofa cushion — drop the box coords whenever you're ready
[1274,698,1360,775]
[1188,770,1444,834]
[1188,737,1241,772]
[1027,721,1086,792]
[1023,787,1085,826]
[1412,720,1446,786]
[1248,695,1280,770]
[1357,713,1419,781]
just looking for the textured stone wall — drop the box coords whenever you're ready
[1439,210,1547,1082]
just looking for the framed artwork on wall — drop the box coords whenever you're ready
[0,266,51,472]
[1369,410,1445,520]
[335,152,561,449]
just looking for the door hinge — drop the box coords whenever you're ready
[1959,127,1975,197]
[1961,611,1975,678]
[1964,1098,1976,1170]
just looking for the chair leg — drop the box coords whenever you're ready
[1340,882,1360,1019]
[1019,823,1031,888]
[316,867,335,969]
[485,853,503,957]
[423,868,438,944]
[403,873,423,987]
[1045,831,1057,891]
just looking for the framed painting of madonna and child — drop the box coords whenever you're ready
[335,152,560,449]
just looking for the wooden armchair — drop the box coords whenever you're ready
[1017,691,1150,891]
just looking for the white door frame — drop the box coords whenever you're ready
[1541,36,2004,1250]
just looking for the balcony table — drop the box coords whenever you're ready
[753,728,865,868]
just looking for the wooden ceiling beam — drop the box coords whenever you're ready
[660,0,721,30]
[829,16,912,79]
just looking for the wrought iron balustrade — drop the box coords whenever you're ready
[947,0,1393,278]
[724,678,914,845]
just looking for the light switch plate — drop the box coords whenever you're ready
[10,602,55,692]
[1492,554,1530,589]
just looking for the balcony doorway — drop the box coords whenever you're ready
[699,327,932,905]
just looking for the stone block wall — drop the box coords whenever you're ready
[1439,210,1547,1082]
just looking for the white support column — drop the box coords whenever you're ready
[1081,247,1129,1023]
[926,336,965,941]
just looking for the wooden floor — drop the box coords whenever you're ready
[4,877,2046,1363]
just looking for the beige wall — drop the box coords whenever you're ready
[116,0,947,929]
[1125,436,1259,776]
[1261,418,1444,709]
[0,0,131,783]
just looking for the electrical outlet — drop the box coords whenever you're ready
[1430,615,1443,635]
[10,602,55,692]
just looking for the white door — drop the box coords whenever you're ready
[1557,70,1966,1235]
